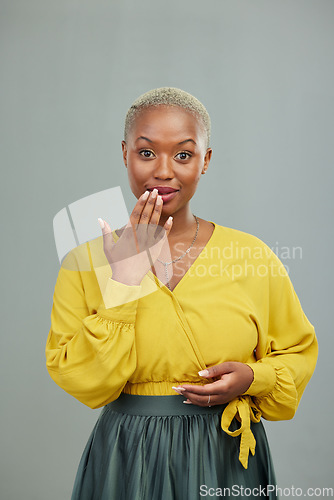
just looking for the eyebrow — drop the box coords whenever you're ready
[135,136,153,143]
[178,138,197,146]
[135,136,197,146]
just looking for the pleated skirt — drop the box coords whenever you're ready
[71,394,278,500]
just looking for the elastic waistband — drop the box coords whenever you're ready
[104,393,227,417]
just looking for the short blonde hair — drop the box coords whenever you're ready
[124,87,211,148]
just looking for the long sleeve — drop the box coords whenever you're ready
[243,249,318,420]
[46,249,141,409]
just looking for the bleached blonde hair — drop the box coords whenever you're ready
[124,87,211,148]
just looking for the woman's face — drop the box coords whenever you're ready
[122,105,212,218]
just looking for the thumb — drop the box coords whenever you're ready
[98,218,115,258]
[198,362,234,379]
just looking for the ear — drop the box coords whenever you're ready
[201,148,212,174]
[121,140,128,168]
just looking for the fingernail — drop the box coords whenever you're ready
[156,195,162,205]
[151,188,158,198]
[183,400,192,405]
[198,370,209,377]
[172,386,185,392]
[98,218,105,229]
[167,216,173,224]
[142,190,150,200]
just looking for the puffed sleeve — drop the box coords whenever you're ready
[45,249,140,409]
[243,249,318,420]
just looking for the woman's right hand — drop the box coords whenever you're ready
[98,188,173,286]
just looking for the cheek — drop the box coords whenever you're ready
[182,173,202,198]
[191,170,203,186]
[126,166,141,192]
[127,162,143,182]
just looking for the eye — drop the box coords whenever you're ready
[139,149,155,158]
[175,151,192,160]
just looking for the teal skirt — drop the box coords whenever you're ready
[71,394,278,500]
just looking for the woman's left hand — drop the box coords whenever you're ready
[172,362,254,406]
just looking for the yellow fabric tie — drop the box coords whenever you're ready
[221,396,262,469]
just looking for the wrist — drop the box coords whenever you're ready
[242,362,276,397]
[243,364,254,392]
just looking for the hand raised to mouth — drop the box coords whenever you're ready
[98,188,173,287]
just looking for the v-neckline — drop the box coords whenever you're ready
[147,221,217,295]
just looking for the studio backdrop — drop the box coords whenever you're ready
[1,1,333,499]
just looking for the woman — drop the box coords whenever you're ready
[46,87,318,499]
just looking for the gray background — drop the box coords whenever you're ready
[1,1,333,498]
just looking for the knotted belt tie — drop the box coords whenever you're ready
[221,395,262,469]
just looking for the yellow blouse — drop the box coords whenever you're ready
[46,222,318,469]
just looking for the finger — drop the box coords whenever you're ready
[198,362,234,379]
[179,379,228,396]
[148,194,163,226]
[127,191,152,252]
[185,394,212,407]
[129,190,150,227]
[184,393,223,407]
[98,218,115,258]
[150,215,172,252]
[173,384,228,407]
[137,188,159,225]
[163,216,173,235]
[151,216,172,252]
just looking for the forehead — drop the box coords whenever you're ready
[128,105,206,144]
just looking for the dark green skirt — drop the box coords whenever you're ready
[71,394,278,500]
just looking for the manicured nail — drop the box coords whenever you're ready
[151,188,158,198]
[198,370,209,377]
[156,195,162,205]
[183,400,193,405]
[98,218,105,229]
[172,386,185,393]
[167,216,173,225]
[142,190,150,200]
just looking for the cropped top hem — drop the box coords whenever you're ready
[123,380,207,395]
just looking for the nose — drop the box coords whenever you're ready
[153,155,174,180]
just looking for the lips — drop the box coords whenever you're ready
[148,186,179,195]
[145,186,179,204]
